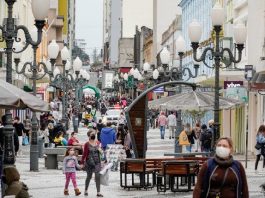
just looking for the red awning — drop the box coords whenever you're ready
[119,67,131,73]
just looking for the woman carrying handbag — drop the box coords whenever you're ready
[255,125,265,172]
[81,129,104,197]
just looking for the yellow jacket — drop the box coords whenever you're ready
[179,130,190,146]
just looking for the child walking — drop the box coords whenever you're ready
[63,148,81,196]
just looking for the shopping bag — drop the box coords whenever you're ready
[100,169,109,186]
[22,136,29,145]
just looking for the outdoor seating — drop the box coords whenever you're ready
[120,159,157,190]
[44,148,67,169]
[156,160,199,193]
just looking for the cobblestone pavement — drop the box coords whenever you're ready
[15,125,265,198]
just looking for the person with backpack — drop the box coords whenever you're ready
[254,125,265,172]
[193,137,249,198]
[200,124,212,153]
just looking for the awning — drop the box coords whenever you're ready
[119,67,132,73]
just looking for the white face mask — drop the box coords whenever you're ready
[216,146,230,158]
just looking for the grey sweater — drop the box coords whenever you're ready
[63,156,80,173]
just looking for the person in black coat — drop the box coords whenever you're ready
[0,115,19,156]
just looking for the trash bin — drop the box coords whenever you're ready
[38,137,44,158]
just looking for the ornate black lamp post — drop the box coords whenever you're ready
[71,57,89,132]
[188,2,247,143]
[49,46,71,129]
[0,0,50,171]
[149,42,199,153]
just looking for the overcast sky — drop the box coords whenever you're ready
[75,0,103,57]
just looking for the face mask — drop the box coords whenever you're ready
[216,146,230,158]
[90,135,96,140]
[69,150,75,155]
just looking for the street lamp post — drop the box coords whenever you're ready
[50,46,71,130]
[0,0,50,171]
[188,2,247,144]
[71,57,89,132]
[152,44,199,153]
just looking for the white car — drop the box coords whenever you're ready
[102,108,123,125]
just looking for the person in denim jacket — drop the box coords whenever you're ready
[255,125,265,171]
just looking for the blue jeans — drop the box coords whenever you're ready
[160,126,165,139]
[186,145,192,152]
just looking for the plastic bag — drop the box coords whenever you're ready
[100,169,109,186]
[22,136,29,145]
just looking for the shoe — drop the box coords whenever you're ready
[64,189,69,195]
[169,136,171,139]
[84,192,88,196]
[97,193,104,197]
[74,188,81,196]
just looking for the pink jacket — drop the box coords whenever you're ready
[158,115,167,126]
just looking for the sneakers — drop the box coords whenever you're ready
[64,189,69,195]
[74,188,81,196]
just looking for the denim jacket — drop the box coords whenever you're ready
[256,133,265,144]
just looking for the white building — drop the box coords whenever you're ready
[153,0,181,64]
[103,0,122,69]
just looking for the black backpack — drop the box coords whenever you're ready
[202,130,212,148]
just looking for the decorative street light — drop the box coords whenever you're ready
[0,0,50,171]
[71,57,89,132]
[49,46,71,129]
[188,2,246,143]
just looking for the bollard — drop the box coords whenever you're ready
[38,137,44,158]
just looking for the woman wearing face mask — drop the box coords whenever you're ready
[81,129,103,197]
[254,125,265,172]
[193,137,249,198]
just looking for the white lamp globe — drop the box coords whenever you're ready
[120,73,124,78]
[65,60,71,71]
[153,69,159,80]
[176,35,186,53]
[234,22,247,44]
[48,40,59,59]
[61,46,70,61]
[123,73,128,81]
[188,19,202,43]
[211,2,225,26]
[143,62,150,71]
[13,42,23,59]
[53,67,60,76]
[73,57,83,72]
[160,47,170,65]
[32,0,50,21]
[133,68,140,79]
[129,68,134,75]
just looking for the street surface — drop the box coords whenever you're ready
[16,126,265,198]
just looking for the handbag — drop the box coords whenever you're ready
[22,136,29,145]
[255,142,262,150]
[86,155,96,168]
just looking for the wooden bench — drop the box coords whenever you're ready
[157,160,199,193]
[120,159,147,190]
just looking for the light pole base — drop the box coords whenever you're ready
[30,144,39,171]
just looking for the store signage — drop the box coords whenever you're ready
[224,81,243,89]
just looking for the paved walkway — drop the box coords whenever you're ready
[14,126,265,198]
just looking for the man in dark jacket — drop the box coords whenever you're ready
[100,122,116,150]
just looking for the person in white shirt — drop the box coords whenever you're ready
[167,112,176,139]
